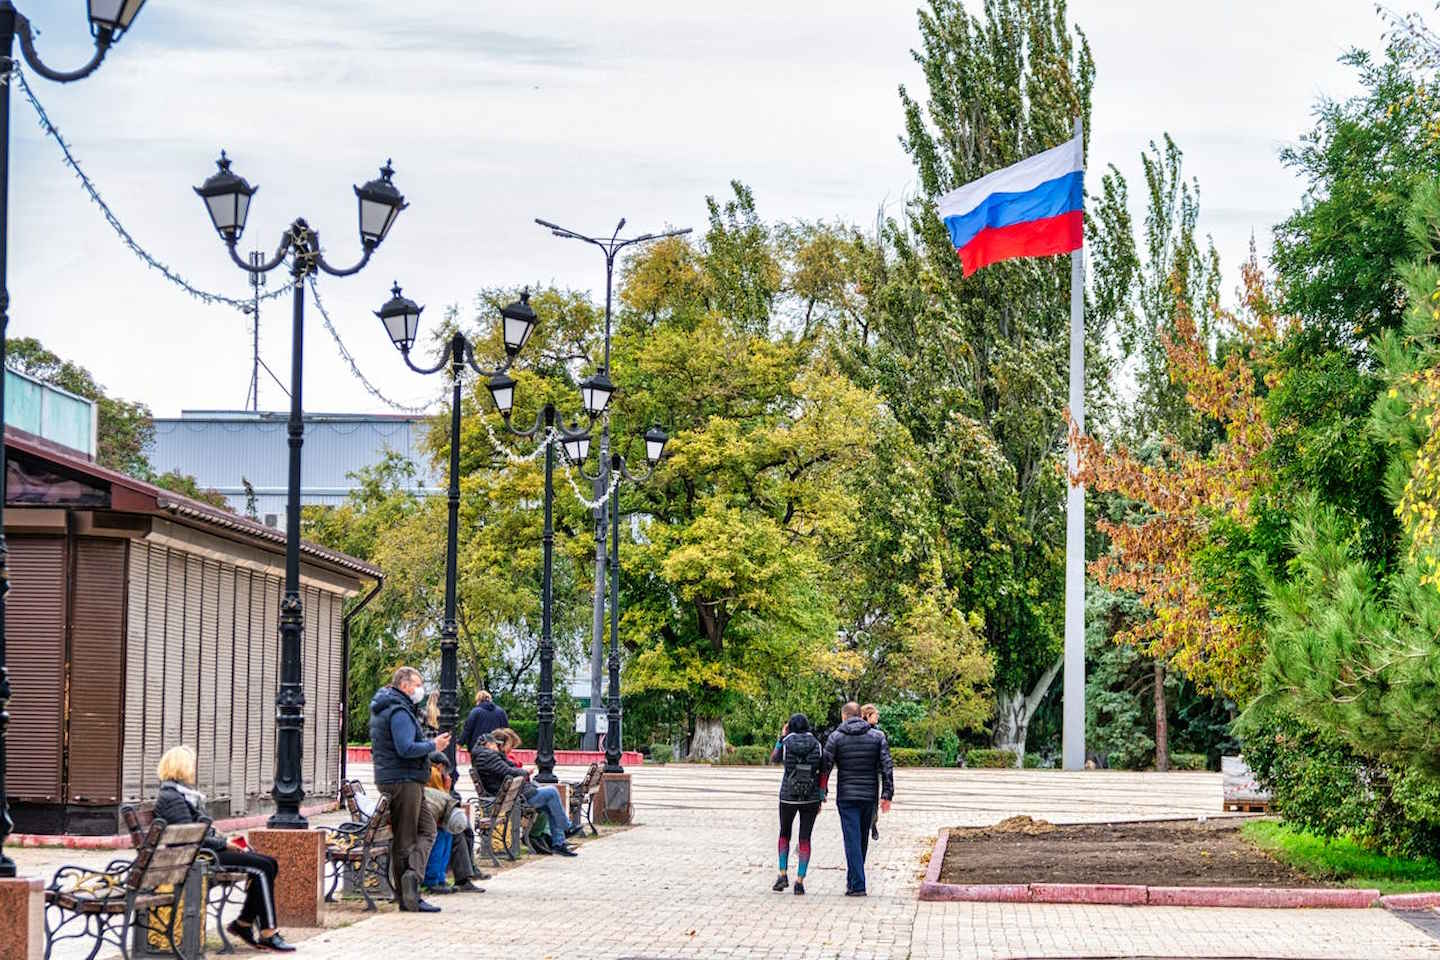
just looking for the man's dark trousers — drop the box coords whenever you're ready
[836,800,875,893]
[378,781,426,899]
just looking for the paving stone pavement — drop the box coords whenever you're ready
[14,763,1440,959]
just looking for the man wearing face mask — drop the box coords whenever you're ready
[370,666,451,913]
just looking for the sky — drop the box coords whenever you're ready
[4,0,1415,417]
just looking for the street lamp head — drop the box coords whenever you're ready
[644,424,669,464]
[354,160,408,248]
[486,372,517,417]
[579,368,615,417]
[375,282,423,353]
[89,0,147,40]
[562,432,591,464]
[500,289,538,357]
[194,151,257,244]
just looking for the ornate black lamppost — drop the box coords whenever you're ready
[597,432,666,772]
[534,218,689,750]
[377,285,537,772]
[196,152,408,828]
[480,370,594,784]
[0,0,147,879]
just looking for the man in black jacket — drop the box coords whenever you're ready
[821,701,894,896]
[459,690,509,754]
[370,666,450,912]
[470,735,581,856]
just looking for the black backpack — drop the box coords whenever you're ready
[781,734,820,802]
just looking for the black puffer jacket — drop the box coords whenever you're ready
[470,746,536,801]
[821,717,895,805]
[154,782,225,852]
[771,732,824,804]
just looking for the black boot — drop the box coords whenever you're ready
[772,873,789,892]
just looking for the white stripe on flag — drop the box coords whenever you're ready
[937,136,1083,219]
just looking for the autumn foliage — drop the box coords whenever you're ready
[1073,264,1284,699]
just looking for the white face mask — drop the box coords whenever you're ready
[409,685,426,705]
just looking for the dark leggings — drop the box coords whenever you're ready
[778,801,820,877]
[215,848,278,930]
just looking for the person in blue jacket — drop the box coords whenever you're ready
[459,690,509,754]
[370,666,450,913]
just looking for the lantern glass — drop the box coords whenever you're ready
[500,290,538,356]
[375,284,422,352]
[645,425,668,464]
[564,435,591,463]
[580,369,615,416]
[487,373,516,416]
[194,152,256,243]
[354,160,408,247]
[90,0,146,36]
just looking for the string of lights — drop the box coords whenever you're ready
[306,276,433,414]
[14,64,295,312]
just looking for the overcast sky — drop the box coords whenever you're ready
[5,1,1411,416]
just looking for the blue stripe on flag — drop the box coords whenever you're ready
[943,170,1083,252]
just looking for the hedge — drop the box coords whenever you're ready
[713,745,772,766]
[647,743,673,764]
[891,748,944,767]
[1169,752,1208,771]
[965,748,1018,768]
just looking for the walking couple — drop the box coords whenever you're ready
[771,702,894,897]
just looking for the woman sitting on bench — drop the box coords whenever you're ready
[154,745,296,952]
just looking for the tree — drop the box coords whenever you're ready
[1074,263,1282,701]
[846,0,1100,758]
[6,335,227,507]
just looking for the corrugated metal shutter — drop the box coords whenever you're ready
[6,537,65,800]
[123,541,148,803]
[68,537,127,804]
[197,559,219,796]
[145,546,168,799]
[215,564,235,802]
[182,554,202,752]
[319,592,336,799]
[303,585,319,793]
[248,573,266,799]
[163,549,184,752]
[261,575,280,795]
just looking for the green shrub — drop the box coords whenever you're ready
[938,730,961,768]
[965,748,1018,768]
[1022,752,1046,768]
[508,719,538,749]
[1169,752,1208,771]
[891,748,944,767]
[713,745,771,766]
[646,743,672,764]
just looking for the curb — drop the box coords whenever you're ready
[916,831,1394,909]
[10,801,339,850]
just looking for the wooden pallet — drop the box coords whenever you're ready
[1223,800,1270,813]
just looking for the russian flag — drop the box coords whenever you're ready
[938,136,1084,276]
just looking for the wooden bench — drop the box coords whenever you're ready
[324,793,392,911]
[121,805,249,955]
[338,779,377,828]
[568,763,603,837]
[469,773,525,866]
[44,816,210,960]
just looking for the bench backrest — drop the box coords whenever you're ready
[124,819,211,892]
[121,804,154,848]
[580,762,603,795]
[492,775,524,819]
[340,779,376,822]
[358,793,393,846]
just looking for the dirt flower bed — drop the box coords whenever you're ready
[939,816,1334,888]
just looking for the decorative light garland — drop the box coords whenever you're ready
[14,64,294,313]
[306,277,433,415]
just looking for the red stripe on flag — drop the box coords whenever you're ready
[958,209,1083,276]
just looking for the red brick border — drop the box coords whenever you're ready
[10,801,339,850]
[916,831,1393,909]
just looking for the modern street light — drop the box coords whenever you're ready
[589,431,667,773]
[486,372,593,784]
[379,285,537,773]
[196,152,407,829]
[0,0,147,879]
[534,216,690,750]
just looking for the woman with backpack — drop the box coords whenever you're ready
[770,712,825,895]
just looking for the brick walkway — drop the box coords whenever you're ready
[16,764,1440,959]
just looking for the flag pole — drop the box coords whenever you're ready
[1061,114,1087,771]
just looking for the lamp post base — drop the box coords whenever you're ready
[246,828,326,927]
[0,877,42,960]
[595,772,633,826]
